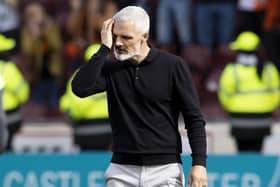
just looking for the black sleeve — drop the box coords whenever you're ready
[173,57,207,167]
[71,45,110,98]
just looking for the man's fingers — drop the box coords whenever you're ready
[103,19,113,30]
[104,18,113,25]
[101,18,114,48]
[201,177,208,186]
[188,165,207,187]
[188,175,208,187]
[189,178,199,187]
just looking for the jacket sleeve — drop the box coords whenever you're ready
[218,64,236,111]
[173,57,207,167]
[71,45,110,98]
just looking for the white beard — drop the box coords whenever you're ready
[114,50,136,61]
[114,42,142,61]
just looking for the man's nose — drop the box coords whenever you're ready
[115,37,123,46]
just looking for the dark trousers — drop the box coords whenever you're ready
[6,120,21,151]
[231,126,270,152]
[236,138,263,152]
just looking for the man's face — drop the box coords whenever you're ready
[112,20,146,61]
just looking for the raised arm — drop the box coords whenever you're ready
[71,19,114,98]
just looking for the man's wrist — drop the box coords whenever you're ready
[102,43,112,50]
[98,44,111,55]
[192,154,207,167]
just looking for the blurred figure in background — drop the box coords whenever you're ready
[63,0,87,81]
[235,0,267,37]
[63,0,117,80]
[0,74,7,153]
[0,34,30,151]
[156,0,192,55]
[20,2,63,117]
[262,0,280,72]
[115,0,138,9]
[0,0,20,49]
[85,0,117,44]
[194,0,236,51]
[218,31,280,152]
[60,44,111,151]
[185,0,237,100]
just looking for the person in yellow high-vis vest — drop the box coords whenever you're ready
[218,31,280,152]
[60,44,111,150]
[0,34,30,151]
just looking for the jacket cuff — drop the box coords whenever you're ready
[98,44,111,55]
[192,154,207,167]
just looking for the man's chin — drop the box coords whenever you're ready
[114,53,133,61]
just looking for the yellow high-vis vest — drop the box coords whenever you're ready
[60,43,108,121]
[59,73,108,121]
[218,62,280,113]
[0,75,4,90]
[0,60,30,111]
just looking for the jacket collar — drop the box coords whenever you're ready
[237,53,257,66]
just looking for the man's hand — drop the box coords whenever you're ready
[187,165,207,187]
[101,19,114,49]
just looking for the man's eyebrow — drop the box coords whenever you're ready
[113,34,133,39]
[122,35,133,39]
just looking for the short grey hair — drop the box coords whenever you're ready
[113,6,150,34]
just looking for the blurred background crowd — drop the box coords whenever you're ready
[1,0,280,152]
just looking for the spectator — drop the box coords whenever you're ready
[185,0,237,99]
[63,0,87,80]
[0,34,30,151]
[156,0,192,55]
[235,0,267,37]
[85,0,117,44]
[0,0,20,52]
[194,0,237,51]
[115,0,138,9]
[63,0,117,79]
[218,31,280,152]
[20,2,63,116]
[0,0,19,34]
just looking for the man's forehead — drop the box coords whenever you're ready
[113,20,136,30]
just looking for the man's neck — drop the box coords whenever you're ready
[129,45,151,65]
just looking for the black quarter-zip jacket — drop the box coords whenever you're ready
[72,45,207,166]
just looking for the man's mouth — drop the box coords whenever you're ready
[116,47,127,54]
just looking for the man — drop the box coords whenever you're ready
[72,6,207,187]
